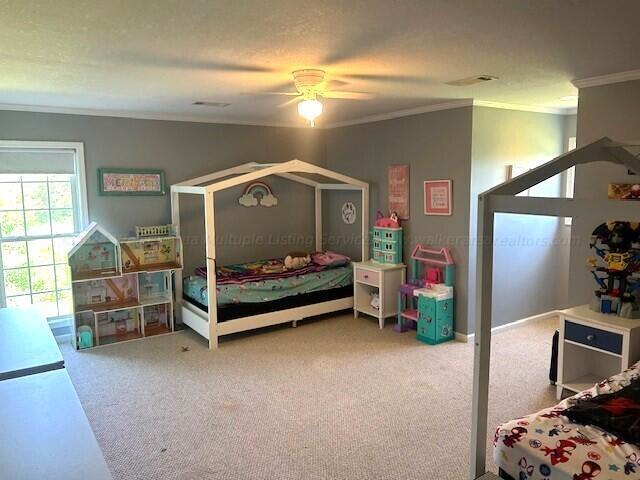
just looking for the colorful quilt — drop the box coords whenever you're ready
[195,257,333,285]
[184,260,352,307]
[494,362,640,480]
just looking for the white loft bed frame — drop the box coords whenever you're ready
[470,137,640,479]
[170,159,369,350]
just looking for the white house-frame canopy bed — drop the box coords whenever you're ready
[470,137,640,480]
[171,159,369,350]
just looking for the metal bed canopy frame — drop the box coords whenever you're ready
[470,137,640,479]
[170,159,369,349]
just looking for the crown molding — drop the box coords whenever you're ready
[0,103,306,129]
[0,97,577,132]
[322,99,474,128]
[473,100,576,115]
[572,69,640,89]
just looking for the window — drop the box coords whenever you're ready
[0,142,87,323]
[564,137,577,226]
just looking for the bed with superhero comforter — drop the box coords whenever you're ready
[494,361,640,479]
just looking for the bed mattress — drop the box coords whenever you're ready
[183,262,353,307]
[494,362,640,480]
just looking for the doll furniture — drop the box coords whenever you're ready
[396,244,455,344]
[68,223,183,349]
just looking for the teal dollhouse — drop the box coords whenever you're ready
[372,226,403,264]
[397,244,455,344]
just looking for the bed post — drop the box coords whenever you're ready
[361,186,369,261]
[315,187,322,251]
[470,194,495,479]
[170,187,183,324]
[204,190,219,350]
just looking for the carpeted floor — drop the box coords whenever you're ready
[61,313,558,480]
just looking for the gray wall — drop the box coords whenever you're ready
[325,107,474,334]
[468,107,574,331]
[0,110,325,272]
[569,79,640,306]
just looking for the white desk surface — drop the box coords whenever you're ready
[0,307,64,381]
[0,369,112,480]
[560,304,640,331]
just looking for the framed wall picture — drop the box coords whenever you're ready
[424,180,452,216]
[608,183,640,200]
[98,168,166,196]
[388,164,409,219]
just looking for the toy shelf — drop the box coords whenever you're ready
[69,223,182,350]
[96,307,142,346]
[71,270,122,282]
[120,237,182,274]
[142,303,172,337]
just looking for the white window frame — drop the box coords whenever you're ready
[0,141,88,324]
[564,136,577,226]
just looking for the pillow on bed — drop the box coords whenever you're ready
[563,377,640,445]
[311,251,350,267]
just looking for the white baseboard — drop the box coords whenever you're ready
[454,310,559,343]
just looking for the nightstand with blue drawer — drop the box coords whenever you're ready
[556,304,640,400]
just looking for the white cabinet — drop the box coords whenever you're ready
[557,304,640,400]
[353,261,406,329]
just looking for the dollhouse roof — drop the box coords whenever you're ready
[68,222,119,258]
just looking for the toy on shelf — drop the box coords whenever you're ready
[135,224,175,238]
[396,244,455,344]
[68,223,121,281]
[68,223,182,349]
[588,221,640,318]
[371,211,403,264]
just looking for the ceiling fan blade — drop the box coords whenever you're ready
[278,96,303,108]
[119,51,276,73]
[324,79,350,90]
[340,73,426,84]
[241,91,300,96]
[322,91,374,100]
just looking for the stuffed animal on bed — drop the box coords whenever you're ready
[284,252,311,270]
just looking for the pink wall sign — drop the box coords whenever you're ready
[388,165,410,220]
[424,180,452,216]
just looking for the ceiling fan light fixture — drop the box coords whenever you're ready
[298,97,323,127]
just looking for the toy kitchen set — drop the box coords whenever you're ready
[396,244,455,344]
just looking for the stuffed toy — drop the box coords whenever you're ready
[284,252,311,270]
[375,210,400,228]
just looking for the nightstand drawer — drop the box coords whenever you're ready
[565,321,622,355]
[355,268,380,286]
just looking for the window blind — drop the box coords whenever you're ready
[0,149,76,174]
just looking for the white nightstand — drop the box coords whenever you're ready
[353,261,406,329]
[557,304,640,400]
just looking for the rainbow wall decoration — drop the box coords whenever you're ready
[238,181,279,207]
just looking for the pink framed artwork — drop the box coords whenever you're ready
[388,164,409,220]
[424,180,452,216]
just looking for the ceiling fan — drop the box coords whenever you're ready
[251,69,374,127]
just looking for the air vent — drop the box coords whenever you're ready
[446,75,499,87]
[193,101,231,108]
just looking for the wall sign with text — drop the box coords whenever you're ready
[424,180,452,216]
[98,168,166,196]
[388,164,409,220]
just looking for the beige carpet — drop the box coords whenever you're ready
[61,313,557,480]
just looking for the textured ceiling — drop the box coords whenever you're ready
[1,0,639,127]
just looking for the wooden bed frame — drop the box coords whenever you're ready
[470,137,640,479]
[170,160,369,349]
